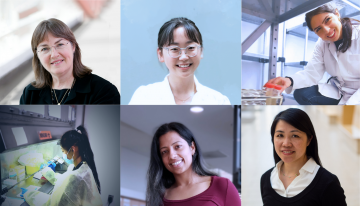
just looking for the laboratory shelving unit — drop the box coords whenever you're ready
[242,0,360,103]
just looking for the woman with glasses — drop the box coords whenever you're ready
[20,18,120,104]
[129,17,230,105]
[146,122,241,206]
[264,3,360,105]
[261,108,346,205]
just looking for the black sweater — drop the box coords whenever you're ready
[260,167,347,206]
[20,74,120,104]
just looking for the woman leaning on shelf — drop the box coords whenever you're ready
[20,18,120,105]
[146,122,241,206]
[265,3,360,105]
[260,108,346,206]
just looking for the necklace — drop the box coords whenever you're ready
[281,170,299,178]
[174,93,194,103]
[51,78,76,105]
[168,77,196,104]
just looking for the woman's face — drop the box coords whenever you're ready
[37,32,75,78]
[273,120,311,164]
[61,146,73,159]
[310,11,343,42]
[159,131,195,175]
[157,27,203,79]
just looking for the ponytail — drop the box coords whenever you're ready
[60,126,101,194]
[338,17,360,53]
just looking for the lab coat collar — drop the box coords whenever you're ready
[164,74,204,93]
[351,25,359,40]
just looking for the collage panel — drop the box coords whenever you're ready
[0,105,120,206]
[120,105,241,205]
[241,105,360,205]
[0,0,120,105]
[121,0,242,105]
[242,0,360,105]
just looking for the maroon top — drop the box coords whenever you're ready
[163,176,241,206]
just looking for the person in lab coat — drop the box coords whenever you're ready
[265,3,360,105]
[129,17,230,105]
[24,126,103,206]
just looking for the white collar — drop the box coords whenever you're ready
[276,157,318,175]
[163,74,204,92]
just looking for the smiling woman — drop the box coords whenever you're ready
[20,18,120,104]
[264,3,360,105]
[146,122,241,206]
[260,108,346,206]
[129,17,230,105]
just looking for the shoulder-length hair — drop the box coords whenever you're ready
[158,17,203,49]
[305,3,360,53]
[146,122,216,206]
[60,125,101,194]
[270,108,322,167]
[31,18,92,88]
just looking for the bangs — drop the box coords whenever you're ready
[164,24,201,47]
[158,17,203,48]
[32,19,74,51]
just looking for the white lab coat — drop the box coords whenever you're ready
[24,162,103,206]
[129,75,231,105]
[285,25,360,105]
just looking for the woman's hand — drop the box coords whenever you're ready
[264,77,292,93]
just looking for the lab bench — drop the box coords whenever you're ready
[3,163,67,206]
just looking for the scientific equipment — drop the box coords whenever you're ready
[242,89,283,105]
[8,166,17,181]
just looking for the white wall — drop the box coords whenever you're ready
[120,147,149,201]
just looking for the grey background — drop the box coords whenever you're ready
[121,0,242,105]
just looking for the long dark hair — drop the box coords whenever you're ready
[158,17,203,49]
[305,3,360,53]
[60,125,101,194]
[146,122,216,206]
[270,108,322,167]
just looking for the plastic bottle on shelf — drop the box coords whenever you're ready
[273,85,283,96]
[264,83,275,96]
[9,165,17,181]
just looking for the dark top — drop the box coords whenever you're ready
[163,176,241,206]
[260,167,347,206]
[72,161,84,171]
[334,39,344,50]
[20,74,120,104]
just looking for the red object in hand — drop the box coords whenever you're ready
[274,85,282,90]
[264,83,275,88]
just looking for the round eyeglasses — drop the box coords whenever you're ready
[162,45,202,58]
[37,41,71,56]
